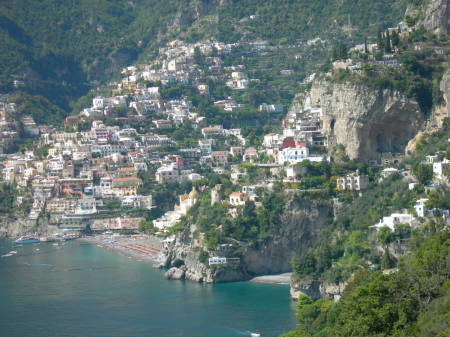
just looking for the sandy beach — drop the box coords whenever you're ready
[249,273,292,285]
[80,234,164,266]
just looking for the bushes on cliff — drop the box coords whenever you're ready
[281,231,450,337]
[291,175,418,283]
[0,183,16,215]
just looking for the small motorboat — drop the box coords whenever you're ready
[250,333,261,337]
[14,236,40,244]
[1,253,13,258]
[9,251,17,254]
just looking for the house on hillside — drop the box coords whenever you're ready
[336,171,369,191]
[229,192,248,206]
[372,213,415,231]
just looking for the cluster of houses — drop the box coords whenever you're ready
[1,120,165,231]
[0,95,21,154]
[372,151,450,233]
[2,34,448,239]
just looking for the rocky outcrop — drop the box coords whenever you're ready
[0,216,59,239]
[299,79,424,161]
[165,266,186,280]
[440,69,450,117]
[406,69,450,153]
[407,0,449,35]
[162,194,333,283]
[242,198,332,276]
[290,278,348,301]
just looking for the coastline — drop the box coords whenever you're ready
[249,273,292,285]
[80,235,293,285]
[79,235,164,266]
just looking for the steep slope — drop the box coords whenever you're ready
[0,0,408,122]
[0,0,227,115]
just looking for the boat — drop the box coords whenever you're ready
[1,253,13,258]
[62,233,81,241]
[14,236,40,244]
[250,333,261,337]
[8,251,17,254]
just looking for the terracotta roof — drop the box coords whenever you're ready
[120,167,136,171]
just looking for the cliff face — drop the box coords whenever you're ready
[162,195,333,283]
[297,79,423,161]
[242,198,332,275]
[290,278,348,301]
[0,216,58,238]
[440,69,450,117]
[407,0,449,35]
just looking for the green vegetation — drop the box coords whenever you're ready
[0,183,16,215]
[281,231,450,337]
[350,30,449,114]
[0,0,218,117]
[138,219,156,234]
[189,186,287,249]
[291,175,418,284]
[411,118,450,162]
[0,0,409,124]
[200,0,408,44]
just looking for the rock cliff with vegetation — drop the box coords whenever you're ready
[162,191,333,282]
[406,0,449,35]
[308,79,423,161]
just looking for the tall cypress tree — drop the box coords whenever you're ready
[391,31,400,47]
[377,30,385,49]
[384,31,392,53]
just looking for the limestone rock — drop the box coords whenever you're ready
[440,69,450,117]
[408,0,449,35]
[164,267,186,280]
[290,277,347,301]
[163,194,333,283]
[293,79,424,162]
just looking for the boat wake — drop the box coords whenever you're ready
[227,328,260,336]
[20,262,54,267]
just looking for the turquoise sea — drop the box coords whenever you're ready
[0,239,295,337]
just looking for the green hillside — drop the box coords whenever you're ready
[281,230,450,337]
[0,0,409,121]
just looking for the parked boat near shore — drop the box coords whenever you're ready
[14,236,40,244]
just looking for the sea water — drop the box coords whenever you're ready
[0,239,295,337]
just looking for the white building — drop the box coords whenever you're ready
[373,213,415,231]
[229,192,247,206]
[122,195,153,209]
[381,167,399,179]
[263,133,280,148]
[92,97,105,109]
[414,198,429,217]
[433,160,450,180]
[208,257,227,265]
[278,146,309,165]
[336,172,369,191]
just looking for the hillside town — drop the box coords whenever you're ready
[1,31,449,241]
